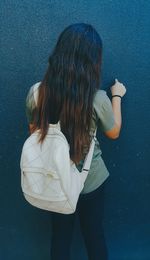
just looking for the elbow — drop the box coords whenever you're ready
[104,125,121,139]
[110,123,121,139]
[110,128,121,139]
[109,132,120,139]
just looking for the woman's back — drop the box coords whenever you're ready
[28,23,103,164]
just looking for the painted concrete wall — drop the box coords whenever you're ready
[0,0,150,259]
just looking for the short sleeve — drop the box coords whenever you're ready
[26,82,40,123]
[93,90,115,132]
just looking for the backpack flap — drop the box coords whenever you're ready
[53,138,85,210]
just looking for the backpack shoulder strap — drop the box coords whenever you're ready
[81,129,97,174]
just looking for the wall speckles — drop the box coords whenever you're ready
[0,0,150,259]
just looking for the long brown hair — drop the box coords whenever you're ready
[31,23,102,163]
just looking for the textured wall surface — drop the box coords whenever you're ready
[0,0,150,259]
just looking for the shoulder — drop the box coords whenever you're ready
[26,82,41,105]
[28,81,41,97]
[92,89,114,132]
[93,89,110,107]
[31,82,41,104]
[94,89,108,100]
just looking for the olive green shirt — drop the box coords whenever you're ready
[26,82,114,194]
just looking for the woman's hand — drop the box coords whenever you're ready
[111,79,126,97]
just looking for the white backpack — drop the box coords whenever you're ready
[20,123,96,214]
[20,84,96,214]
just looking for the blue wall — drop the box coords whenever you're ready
[0,0,150,259]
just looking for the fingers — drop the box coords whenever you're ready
[111,79,127,97]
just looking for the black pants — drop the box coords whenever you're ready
[51,183,108,260]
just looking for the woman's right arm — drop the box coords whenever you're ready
[104,79,126,139]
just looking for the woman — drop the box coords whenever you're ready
[26,23,126,260]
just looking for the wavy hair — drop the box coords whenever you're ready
[32,23,102,163]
